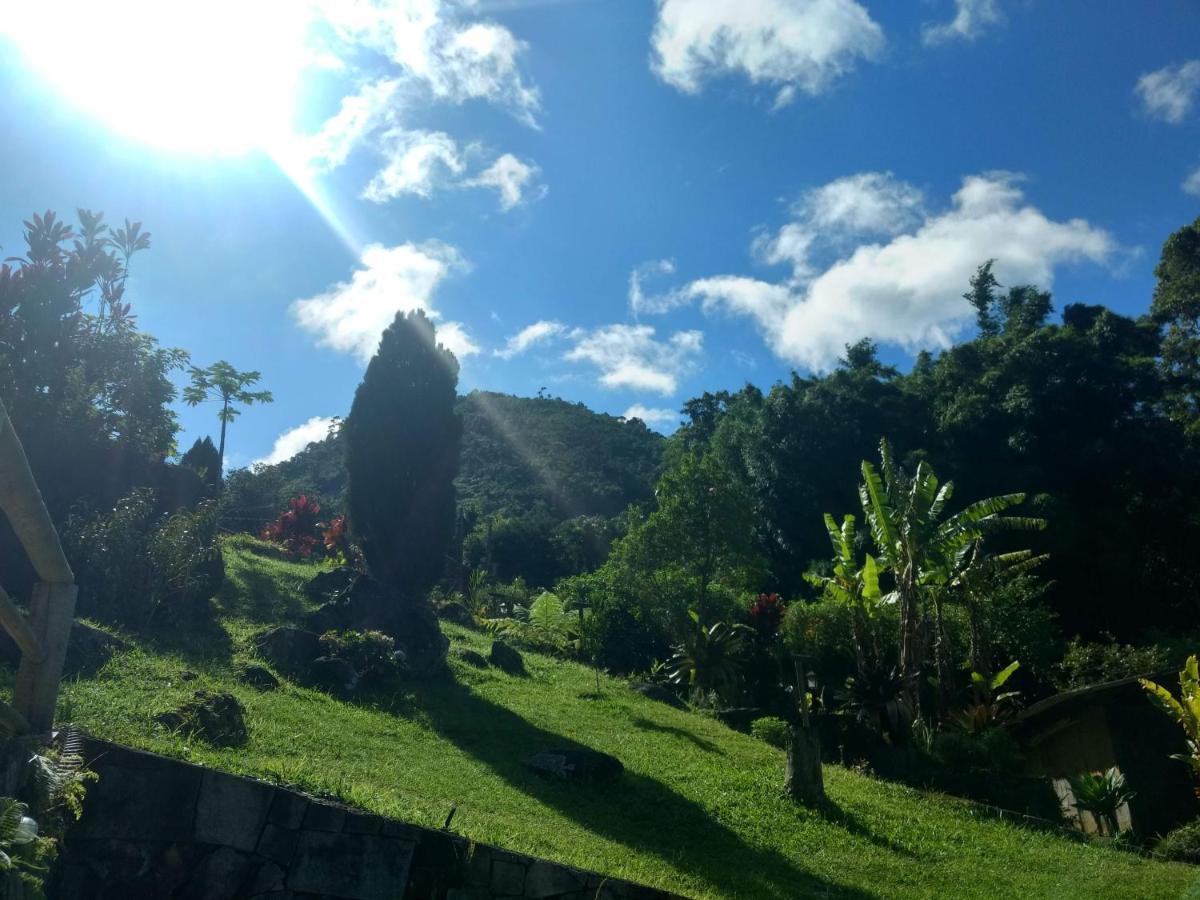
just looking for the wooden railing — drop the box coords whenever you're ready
[0,399,76,735]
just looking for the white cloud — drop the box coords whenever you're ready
[1136,60,1200,124]
[255,416,338,466]
[495,320,566,358]
[292,241,463,363]
[677,171,1116,371]
[651,0,884,106]
[464,153,546,210]
[436,320,481,358]
[318,0,540,126]
[756,172,924,277]
[565,324,703,395]
[363,129,465,201]
[922,0,1002,46]
[629,258,684,315]
[621,404,680,431]
[1183,165,1200,197]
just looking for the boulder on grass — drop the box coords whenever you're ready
[237,664,280,691]
[308,657,359,697]
[436,602,475,628]
[628,682,684,709]
[526,749,623,785]
[254,626,321,677]
[306,576,448,679]
[156,691,248,747]
[304,567,358,602]
[489,640,525,675]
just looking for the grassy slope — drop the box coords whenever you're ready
[56,538,1196,899]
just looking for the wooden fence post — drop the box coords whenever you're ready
[14,582,77,734]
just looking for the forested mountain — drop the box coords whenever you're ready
[221,390,666,532]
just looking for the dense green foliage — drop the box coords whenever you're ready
[345,310,461,595]
[48,540,1196,899]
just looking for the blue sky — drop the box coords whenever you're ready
[1,0,1198,467]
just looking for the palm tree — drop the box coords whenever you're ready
[182,360,273,474]
[858,439,1044,715]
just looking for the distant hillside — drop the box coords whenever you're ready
[222,391,666,530]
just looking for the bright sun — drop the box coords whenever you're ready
[4,0,314,155]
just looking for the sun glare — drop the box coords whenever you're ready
[5,0,314,155]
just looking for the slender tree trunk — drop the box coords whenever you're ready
[217,398,229,475]
[785,657,825,805]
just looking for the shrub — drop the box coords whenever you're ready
[1155,818,1200,864]
[260,494,323,559]
[64,489,222,627]
[319,630,398,681]
[751,716,790,749]
[1054,636,1173,690]
[932,727,1020,773]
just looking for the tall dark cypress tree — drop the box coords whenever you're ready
[345,310,462,599]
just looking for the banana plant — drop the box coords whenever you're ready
[858,438,1044,713]
[951,660,1023,733]
[1141,655,1200,787]
[805,513,883,674]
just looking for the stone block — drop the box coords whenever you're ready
[303,800,346,832]
[289,831,415,899]
[525,860,586,898]
[246,860,287,895]
[257,823,300,866]
[178,846,254,900]
[491,858,526,895]
[268,790,309,829]
[78,758,201,842]
[343,812,383,834]
[195,771,274,852]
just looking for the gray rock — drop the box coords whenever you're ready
[156,691,248,747]
[304,567,358,601]
[179,846,254,900]
[309,656,359,696]
[306,576,449,679]
[289,830,415,898]
[76,755,202,842]
[254,626,322,677]
[238,664,280,691]
[525,748,623,785]
[455,648,489,668]
[628,682,684,709]
[194,771,273,851]
[489,640,525,675]
[436,601,475,628]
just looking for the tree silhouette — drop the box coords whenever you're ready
[183,361,273,474]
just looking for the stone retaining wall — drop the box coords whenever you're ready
[50,737,682,900]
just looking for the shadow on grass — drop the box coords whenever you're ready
[628,715,724,755]
[816,797,919,860]
[411,678,877,900]
[215,564,308,624]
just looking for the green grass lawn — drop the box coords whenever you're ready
[53,537,1200,899]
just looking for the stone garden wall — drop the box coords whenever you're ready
[50,737,681,900]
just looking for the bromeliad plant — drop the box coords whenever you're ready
[1069,768,1136,836]
[951,660,1023,734]
[1141,655,1200,790]
[666,610,751,705]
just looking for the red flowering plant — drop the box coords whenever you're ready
[748,592,787,638]
[261,495,323,559]
[321,514,360,567]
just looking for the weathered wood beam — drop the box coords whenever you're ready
[0,697,30,736]
[0,401,73,585]
[0,583,43,662]
[14,581,76,734]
